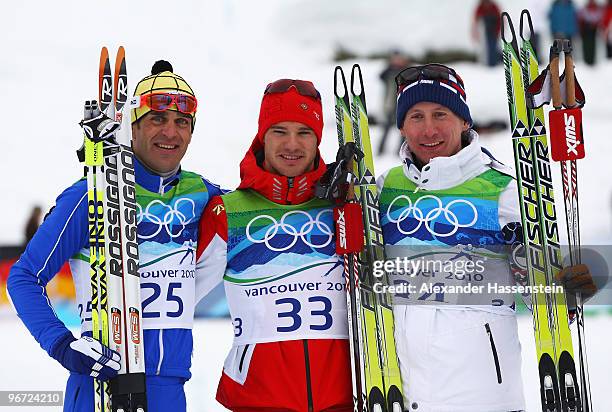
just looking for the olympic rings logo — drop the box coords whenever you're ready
[386,195,478,237]
[245,210,334,252]
[511,244,528,270]
[137,198,196,240]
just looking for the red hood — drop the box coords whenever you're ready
[237,136,327,205]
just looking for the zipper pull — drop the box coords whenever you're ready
[286,177,294,204]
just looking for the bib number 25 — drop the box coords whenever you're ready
[141,282,184,318]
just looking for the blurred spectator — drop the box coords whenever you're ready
[378,51,410,155]
[602,0,612,57]
[527,0,549,60]
[549,0,578,40]
[24,206,42,245]
[579,0,604,65]
[472,0,502,66]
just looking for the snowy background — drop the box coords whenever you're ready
[2,0,611,245]
[1,0,611,410]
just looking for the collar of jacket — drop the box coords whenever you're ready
[133,156,181,194]
[237,137,327,205]
[399,130,510,191]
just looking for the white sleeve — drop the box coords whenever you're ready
[376,169,392,194]
[194,234,227,304]
[498,179,521,228]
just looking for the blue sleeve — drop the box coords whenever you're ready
[7,179,89,355]
[202,177,229,197]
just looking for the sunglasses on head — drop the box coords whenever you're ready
[264,79,321,100]
[394,64,465,92]
[139,92,198,114]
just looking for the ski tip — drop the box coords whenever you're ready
[519,9,534,42]
[334,66,348,99]
[114,46,126,86]
[349,64,364,100]
[99,47,110,73]
[500,12,516,44]
[350,63,362,81]
[114,46,128,110]
[98,46,112,107]
[115,46,126,70]
[114,47,127,84]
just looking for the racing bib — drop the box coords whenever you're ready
[226,258,348,345]
[138,248,196,329]
[71,243,198,331]
[222,190,349,345]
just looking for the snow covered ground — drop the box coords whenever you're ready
[1,0,611,411]
[2,312,612,411]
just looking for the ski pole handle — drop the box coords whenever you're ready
[550,39,563,109]
[548,38,585,161]
[563,40,576,108]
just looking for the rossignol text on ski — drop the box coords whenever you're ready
[79,46,147,412]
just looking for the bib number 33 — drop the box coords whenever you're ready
[232,296,333,337]
[276,296,332,333]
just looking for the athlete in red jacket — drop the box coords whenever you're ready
[195,79,353,411]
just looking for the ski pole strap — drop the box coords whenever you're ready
[76,100,121,163]
[334,202,364,255]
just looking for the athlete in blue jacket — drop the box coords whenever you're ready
[7,60,223,412]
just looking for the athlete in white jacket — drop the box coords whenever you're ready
[376,63,596,412]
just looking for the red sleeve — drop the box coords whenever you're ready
[494,4,502,36]
[474,4,485,20]
[602,8,612,28]
[197,195,228,261]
